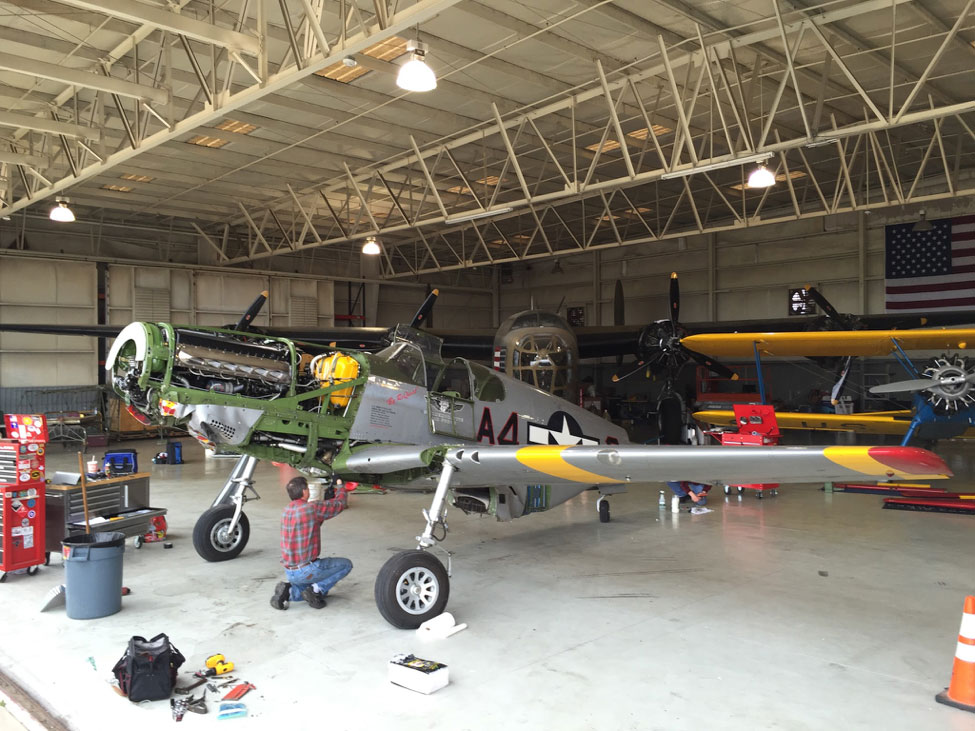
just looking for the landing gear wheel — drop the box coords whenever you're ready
[737,486,744,495]
[598,499,610,523]
[133,535,143,549]
[723,485,730,495]
[193,505,250,562]
[27,565,38,576]
[375,550,450,629]
[756,491,764,499]
[0,573,6,583]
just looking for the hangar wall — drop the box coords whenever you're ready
[504,202,975,329]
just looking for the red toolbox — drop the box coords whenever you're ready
[0,440,46,485]
[0,481,46,581]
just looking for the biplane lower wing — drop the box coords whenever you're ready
[435,443,951,485]
[694,409,975,439]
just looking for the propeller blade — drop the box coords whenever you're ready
[871,369,975,395]
[614,279,625,367]
[612,360,649,383]
[669,271,679,327]
[869,378,940,395]
[805,286,843,323]
[829,356,853,404]
[409,288,439,329]
[681,346,738,381]
[235,290,268,332]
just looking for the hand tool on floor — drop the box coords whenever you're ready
[195,654,234,677]
[171,697,189,721]
[174,677,208,694]
[222,682,255,701]
[186,692,208,714]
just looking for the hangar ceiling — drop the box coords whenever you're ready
[1,0,974,278]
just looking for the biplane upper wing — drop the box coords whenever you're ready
[680,329,975,358]
[425,443,951,486]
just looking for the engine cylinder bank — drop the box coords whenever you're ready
[175,343,291,385]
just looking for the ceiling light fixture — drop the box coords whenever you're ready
[49,197,75,223]
[396,40,436,92]
[362,236,381,255]
[660,152,773,180]
[445,206,514,224]
[914,210,934,232]
[747,165,776,189]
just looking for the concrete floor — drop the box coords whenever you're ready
[2,436,975,730]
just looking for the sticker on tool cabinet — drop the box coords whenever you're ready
[11,526,32,536]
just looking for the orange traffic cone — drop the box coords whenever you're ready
[936,595,975,713]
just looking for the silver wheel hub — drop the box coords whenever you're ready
[396,566,440,615]
[212,520,241,551]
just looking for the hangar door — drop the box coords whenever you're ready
[0,258,97,387]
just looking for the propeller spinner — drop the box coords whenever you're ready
[612,273,737,383]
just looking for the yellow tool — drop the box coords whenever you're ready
[202,654,235,676]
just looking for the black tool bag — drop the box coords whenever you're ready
[112,633,185,702]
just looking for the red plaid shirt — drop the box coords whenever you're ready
[280,492,347,568]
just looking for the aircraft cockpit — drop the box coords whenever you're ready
[373,324,445,388]
[494,310,578,398]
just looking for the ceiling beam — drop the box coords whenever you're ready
[0,51,169,104]
[51,0,261,55]
[0,150,49,167]
[0,110,101,140]
[0,0,465,219]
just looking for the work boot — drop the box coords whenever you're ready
[302,587,327,609]
[270,581,291,610]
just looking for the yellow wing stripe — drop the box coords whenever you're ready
[823,446,888,474]
[822,446,945,479]
[515,445,614,484]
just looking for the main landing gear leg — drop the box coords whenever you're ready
[192,454,260,562]
[374,462,454,629]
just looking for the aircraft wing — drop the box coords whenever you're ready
[693,409,917,436]
[680,329,975,358]
[439,443,951,486]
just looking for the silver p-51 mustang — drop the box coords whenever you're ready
[104,302,952,628]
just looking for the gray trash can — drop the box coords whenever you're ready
[62,531,125,619]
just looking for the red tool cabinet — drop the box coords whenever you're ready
[707,404,781,497]
[0,481,46,581]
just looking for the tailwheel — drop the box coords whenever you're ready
[375,550,450,629]
[192,505,250,562]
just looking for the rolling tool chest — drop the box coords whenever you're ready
[0,482,46,581]
[1,415,48,580]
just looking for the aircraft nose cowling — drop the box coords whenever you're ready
[105,321,153,372]
[866,446,953,477]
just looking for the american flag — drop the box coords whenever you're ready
[885,215,975,311]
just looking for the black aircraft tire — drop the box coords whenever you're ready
[599,500,610,523]
[193,505,250,562]
[658,396,684,445]
[374,550,450,629]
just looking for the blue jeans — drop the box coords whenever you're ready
[285,557,353,602]
[666,481,707,498]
